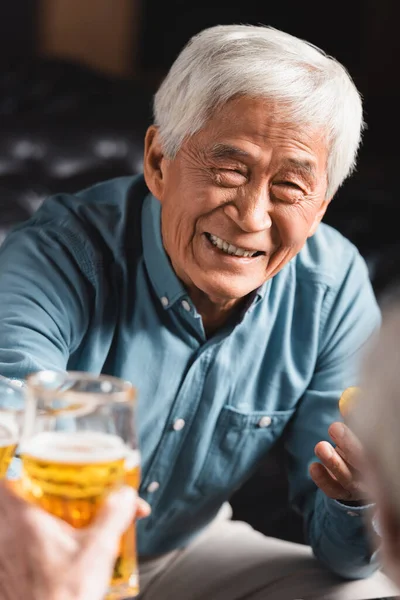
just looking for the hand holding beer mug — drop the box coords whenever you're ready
[0,376,25,479]
[19,371,141,600]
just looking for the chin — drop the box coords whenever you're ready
[196,275,261,303]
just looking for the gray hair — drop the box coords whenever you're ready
[350,298,400,520]
[153,24,364,199]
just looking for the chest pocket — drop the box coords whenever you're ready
[196,404,295,497]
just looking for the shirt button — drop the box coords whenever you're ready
[258,416,272,428]
[160,296,169,307]
[346,510,359,517]
[147,481,160,493]
[181,300,191,312]
[173,418,186,431]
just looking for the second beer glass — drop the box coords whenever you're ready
[0,376,25,479]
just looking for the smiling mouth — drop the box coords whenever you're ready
[204,233,265,258]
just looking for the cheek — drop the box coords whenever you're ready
[164,184,230,235]
[162,209,192,255]
[274,205,315,245]
[160,194,207,257]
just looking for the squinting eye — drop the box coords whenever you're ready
[277,181,302,190]
[272,182,304,204]
[214,169,247,186]
[222,169,246,177]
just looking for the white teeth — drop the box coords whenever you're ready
[209,234,258,257]
[212,235,224,250]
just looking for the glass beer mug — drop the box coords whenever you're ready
[19,371,140,600]
[0,376,25,479]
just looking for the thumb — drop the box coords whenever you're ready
[82,486,137,561]
[72,487,137,600]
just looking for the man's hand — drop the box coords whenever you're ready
[0,481,151,600]
[309,422,369,502]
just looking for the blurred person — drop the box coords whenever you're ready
[0,23,398,599]
[348,294,400,592]
[0,482,150,600]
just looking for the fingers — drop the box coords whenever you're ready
[314,441,355,491]
[328,422,364,470]
[87,487,137,549]
[309,461,350,499]
[312,439,367,501]
[0,481,75,549]
[137,497,151,519]
[72,487,140,600]
[0,480,28,512]
[81,487,151,557]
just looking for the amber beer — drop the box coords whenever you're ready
[0,376,25,478]
[339,386,361,417]
[0,416,18,478]
[20,430,140,598]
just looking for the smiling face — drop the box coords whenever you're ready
[144,96,331,305]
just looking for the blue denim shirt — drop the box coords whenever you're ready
[0,175,380,578]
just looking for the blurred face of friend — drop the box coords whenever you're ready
[144,97,331,304]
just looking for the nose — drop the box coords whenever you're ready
[223,186,272,233]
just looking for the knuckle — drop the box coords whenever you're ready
[327,455,342,475]
[348,483,363,498]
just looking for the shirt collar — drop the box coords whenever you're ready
[254,281,268,303]
[142,194,187,308]
[142,192,269,312]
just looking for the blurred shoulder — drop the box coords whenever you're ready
[4,174,149,256]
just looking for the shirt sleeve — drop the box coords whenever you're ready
[0,219,95,381]
[284,249,381,579]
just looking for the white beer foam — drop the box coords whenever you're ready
[0,414,18,447]
[20,431,140,465]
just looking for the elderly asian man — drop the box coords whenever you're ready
[0,24,398,600]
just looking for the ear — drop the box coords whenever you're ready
[308,198,331,237]
[143,125,167,201]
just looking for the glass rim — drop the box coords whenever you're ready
[25,370,136,405]
[0,374,24,390]
[0,376,25,413]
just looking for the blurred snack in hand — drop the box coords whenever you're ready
[339,386,361,417]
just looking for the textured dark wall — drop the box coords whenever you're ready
[0,1,37,65]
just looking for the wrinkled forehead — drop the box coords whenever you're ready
[209,95,327,133]
[192,96,329,153]
[183,96,329,178]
